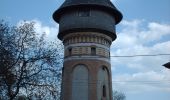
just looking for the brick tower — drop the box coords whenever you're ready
[53,0,122,100]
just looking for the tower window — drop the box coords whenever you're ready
[78,9,90,17]
[62,67,65,77]
[91,47,96,55]
[68,48,72,56]
[103,85,106,97]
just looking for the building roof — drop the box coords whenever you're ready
[163,62,170,69]
[53,0,122,24]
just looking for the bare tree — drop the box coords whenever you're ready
[113,90,126,100]
[0,20,63,100]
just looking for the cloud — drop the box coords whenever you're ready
[112,69,170,93]
[111,20,170,94]
[140,22,170,42]
[114,20,170,48]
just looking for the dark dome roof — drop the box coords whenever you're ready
[53,0,122,24]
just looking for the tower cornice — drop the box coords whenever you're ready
[53,0,122,24]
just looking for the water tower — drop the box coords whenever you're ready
[53,0,122,100]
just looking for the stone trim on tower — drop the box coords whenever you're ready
[63,32,112,58]
[63,32,112,47]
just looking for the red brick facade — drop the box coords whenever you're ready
[61,59,113,100]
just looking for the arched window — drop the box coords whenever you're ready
[103,85,106,97]
[97,66,110,100]
[62,67,65,77]
[72,65,88,100]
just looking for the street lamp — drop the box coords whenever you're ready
[163,62,170,69]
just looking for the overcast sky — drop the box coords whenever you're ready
[1,0,170,100]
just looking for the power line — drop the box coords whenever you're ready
[115,80,170,83]
[62,79,170,84]
[110,53,170,58]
